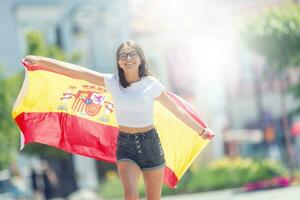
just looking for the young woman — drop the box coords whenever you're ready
[23,40,215,200]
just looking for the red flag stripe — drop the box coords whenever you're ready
[166,91,207,128]
[15,112,118,163]
[164,166,179,188]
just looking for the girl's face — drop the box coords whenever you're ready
[117,45,141,72]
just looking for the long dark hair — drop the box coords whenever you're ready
[116,40,152,88]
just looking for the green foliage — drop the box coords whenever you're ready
[241,0,300,117]
[97,157,286,199]
[240,0,300,68]
[97,171,123,199]
[22,143,70,159]
[98,170,145,200]
[25,30,81,62]
[0,67,23,170]
[184,157,286,193]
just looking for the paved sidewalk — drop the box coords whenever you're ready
[161,185,300,200]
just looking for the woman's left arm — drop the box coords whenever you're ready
[156,91,215,140]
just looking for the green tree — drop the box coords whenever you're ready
[26,30,81,62]
[240,1,300,174]
[0,67,23,170]
[241,1,300,68]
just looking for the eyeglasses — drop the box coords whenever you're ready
[118,51,139,60]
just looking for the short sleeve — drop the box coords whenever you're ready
[103,73,114,92]
[152,78,165,98]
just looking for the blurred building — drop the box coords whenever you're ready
[128,0,300,163]
[0,1,21,76]
[222,0,300,162]
[1,0,130,76]
[129,0,233,162]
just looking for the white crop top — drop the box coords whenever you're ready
[103,74,165,127]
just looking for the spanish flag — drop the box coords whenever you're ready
[12,60,212,188]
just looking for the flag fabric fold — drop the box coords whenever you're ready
[12,61,212,188]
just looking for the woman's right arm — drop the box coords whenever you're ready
[23,55,106,87]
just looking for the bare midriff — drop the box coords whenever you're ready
[118,125,154,134]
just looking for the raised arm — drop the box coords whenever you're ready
[23,55,106,87]
[156,91,215,140]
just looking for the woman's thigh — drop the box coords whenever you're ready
[117,161,142,195]
[142,167,164,200]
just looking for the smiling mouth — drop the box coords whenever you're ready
[125,62,135,66]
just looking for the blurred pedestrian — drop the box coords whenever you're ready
[30,167,45,200]
[41,159,61,200]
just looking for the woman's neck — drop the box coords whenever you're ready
[124,71,141,83]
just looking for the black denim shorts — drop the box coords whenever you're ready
[116,128,165,170]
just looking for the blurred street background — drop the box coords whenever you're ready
[1,0,300,199]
